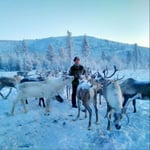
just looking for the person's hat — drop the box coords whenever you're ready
[73,56,80,62]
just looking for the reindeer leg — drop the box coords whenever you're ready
[94,103,99,124]
[42,98,46,107]
[106,105,112,130]
[99,93,102,105]
[39,98,41,106]
[5,88,13,99]
[21,99,27,113]
[107,112,111,130]
[0,88,12,100]
[84,103,92,130]
[84,108,87,118]
[25,99,28,104]
[77,99,81,119]
[132,99,136,113]
[0,92,5,99]
[11,98,19,115]
[39,97,45,107]
[45,98,50,115]
[104,102,111,118]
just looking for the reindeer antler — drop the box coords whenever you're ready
[102,66,108,77]
[114,74,125,82]
[103,65,118,78]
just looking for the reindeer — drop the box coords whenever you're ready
[20,71,65,107]
[76,80,102,130]
[11,75,73,115]
[0,76,20,99]
[120,78,150,113]
[20,76,46,106]
[17,71,28,78]
[96,66,129,130]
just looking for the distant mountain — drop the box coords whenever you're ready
[0,36,149,71]
[0,35,148,53]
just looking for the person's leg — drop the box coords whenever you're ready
[72,84,78,107]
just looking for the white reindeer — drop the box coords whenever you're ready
[97,66,129,130]
[103,80,125,130]
[11,75,74,115]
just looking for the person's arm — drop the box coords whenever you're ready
[69,66,74,76]
[82,67,86,75]
[80,65,86,75]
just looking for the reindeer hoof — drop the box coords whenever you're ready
[44,112,50,116]
[107,127,111,131]
[7,112,13,116]
[88,126,92,130]
[95,122,100,125]
[72,117,78,121]
[10,111,14,116]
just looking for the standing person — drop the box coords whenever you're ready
[69,56,86,108]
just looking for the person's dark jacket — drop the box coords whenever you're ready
[69,64,85,85]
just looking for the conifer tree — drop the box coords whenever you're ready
[82,35,90,58]
[21,40,33,71]
[46,44,56,69]
[133,43,139,70]
[46,45,55,62]
[82,35,90,67]
[67,30,74,65]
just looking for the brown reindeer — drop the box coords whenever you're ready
[0,76,19,99]
[76,81,100,130]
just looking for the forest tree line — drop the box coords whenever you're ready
[0,31,148,72]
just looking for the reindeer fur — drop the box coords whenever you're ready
[120,78,150,112]
[102,81,124,130]
[11,76,73,115]
[0,76,19,99]
[76,82,99,130]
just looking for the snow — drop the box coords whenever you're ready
[0,69,149,150]
[78,81,92,90]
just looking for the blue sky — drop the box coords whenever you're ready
[0,0,149,47]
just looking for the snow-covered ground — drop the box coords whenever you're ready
[0,69,149,150]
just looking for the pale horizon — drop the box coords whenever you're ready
[0,0,149,47]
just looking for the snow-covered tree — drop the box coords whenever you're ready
[126,51,132,68]
[67,30,74,65]
[101,51,106,61]
[59,47,68,70]
[21,40,32,71]
[133,43,140,70]
[46,44,55,62]
[46,44,56,70]
[59,47,66,59]
[82,35,90,57]
[82,35,90,67]
[22,40,28,54]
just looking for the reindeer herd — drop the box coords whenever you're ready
[0,67,149,131]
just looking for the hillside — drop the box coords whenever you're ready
[0,36,149,71]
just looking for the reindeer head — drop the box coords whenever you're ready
[113,111,123,129]
[107,107,129,130]
[95,65,128,130]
